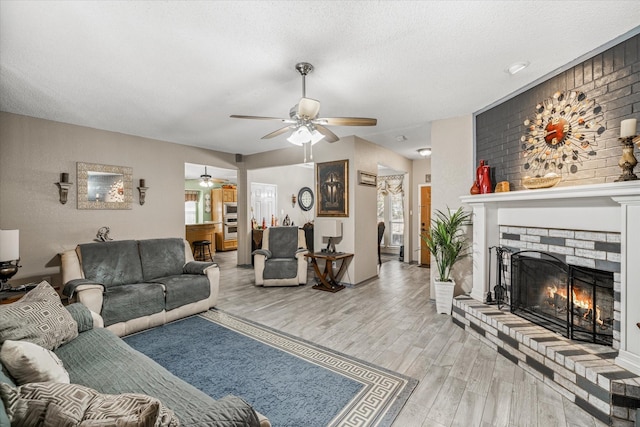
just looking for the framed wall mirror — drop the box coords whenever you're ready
[77,162,133,209]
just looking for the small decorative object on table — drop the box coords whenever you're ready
[95,226,113,242]
[522,173,561,189]
[615,119,638,182]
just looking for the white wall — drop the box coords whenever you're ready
[430,115,474,297]
[249,164,314,227]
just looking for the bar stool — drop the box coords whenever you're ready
[192,240,213,262]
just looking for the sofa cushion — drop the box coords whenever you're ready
[79,240,144,287]
[0,340,70,384]
[101,283,165,327]
[139,238,186,281]
[268,227,299,259]
[0,382,179,426]
[263,258,298,279]
[150,275,210,311]
[0,281,78,351]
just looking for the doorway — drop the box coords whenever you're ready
[419,185,431,267]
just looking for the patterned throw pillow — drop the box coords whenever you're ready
[0,382,179,426]
[0,281,78,350]
[0,340,70,384]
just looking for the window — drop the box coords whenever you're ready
[390,193,404,246]
[251,183,277,226]
[185,201,197,224]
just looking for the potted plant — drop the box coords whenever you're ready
[420,207,472,314]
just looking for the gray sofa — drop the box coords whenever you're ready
[61,238,219,336]
[0,302,269,426]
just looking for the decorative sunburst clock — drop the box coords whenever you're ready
[521,90,605,175]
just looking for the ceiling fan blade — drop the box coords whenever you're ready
[297,98,320,119]
[261,126,293,139]
[315,125,339,143]
[315,117,377,126]
[230,115,295,123]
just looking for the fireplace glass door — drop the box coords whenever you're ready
[511,251,614,346]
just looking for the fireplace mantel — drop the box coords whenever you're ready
[460,180,640,376]
[461,181,640,206]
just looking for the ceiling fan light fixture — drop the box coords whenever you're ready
[199,167,214,187]
[287,126,325,146]
[417,148,432,157]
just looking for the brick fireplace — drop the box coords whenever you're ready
[459,181,640,425]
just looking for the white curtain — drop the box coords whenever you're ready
[377,174,404,196]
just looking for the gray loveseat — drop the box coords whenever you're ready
[0,301,269,426]
[61,238,219,336]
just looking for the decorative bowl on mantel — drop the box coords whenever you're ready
[522,173,561,190]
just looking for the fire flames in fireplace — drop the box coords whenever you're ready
[510,251,615,346]
[544,284,610,329]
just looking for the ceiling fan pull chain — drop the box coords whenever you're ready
[309,141,313,160]
[303,142,307,163]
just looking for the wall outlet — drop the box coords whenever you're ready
[332,261,337,269]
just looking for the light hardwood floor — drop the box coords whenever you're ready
[213,251,608,427]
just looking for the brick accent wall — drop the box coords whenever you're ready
[476,34,640,190]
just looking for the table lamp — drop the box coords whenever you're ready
[0,229,20,291]
[318,220,342,253]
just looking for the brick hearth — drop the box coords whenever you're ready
[452,296,640,426]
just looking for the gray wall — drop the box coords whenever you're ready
[476,33,640,190]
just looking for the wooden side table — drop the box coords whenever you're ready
[305,252,354,293]
[0,284,64,304]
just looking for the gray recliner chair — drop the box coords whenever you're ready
[253,227,308,287]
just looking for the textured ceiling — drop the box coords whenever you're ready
[1,1,639,160]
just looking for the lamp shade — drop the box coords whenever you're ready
[287,127,325,146]
[316,220,342,238]
[0,229,19,261]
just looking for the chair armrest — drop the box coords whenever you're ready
[295,249,309,260]
[252,249,272,259]
[183,261,217,275]
[63,279,104,315]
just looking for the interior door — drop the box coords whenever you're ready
[420,186,431,266]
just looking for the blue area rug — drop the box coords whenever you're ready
[124,310,417,427]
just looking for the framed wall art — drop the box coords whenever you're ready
[77,162,133,210]
[316,159,348,217]
[357,170,377,187]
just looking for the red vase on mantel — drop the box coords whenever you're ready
[477,160,493,194]
[470,181,480,195]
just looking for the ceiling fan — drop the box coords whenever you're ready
[230,62,377,145]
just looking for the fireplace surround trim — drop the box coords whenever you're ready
[460,181,640,377]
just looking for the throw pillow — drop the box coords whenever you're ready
[0,340,70,384]
[0,382,179,426]
[0,281,78,350]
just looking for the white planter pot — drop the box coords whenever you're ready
[434,280,455,315]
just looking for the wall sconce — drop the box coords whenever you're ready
[55,172,73,204]
[137,179,149,205]
[291,194,297,207]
